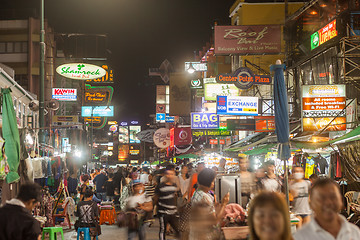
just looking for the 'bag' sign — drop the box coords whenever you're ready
[191,113,219,129]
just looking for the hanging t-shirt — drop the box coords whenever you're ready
[305,158,315,179]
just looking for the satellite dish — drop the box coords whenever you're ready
[46,99,59,111]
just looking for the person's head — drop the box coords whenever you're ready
[248,192,292,240]
[197,168,216,191]
[309,178,342,223]
[81,174,90,183]
[84,189,94,200]
[165,169,176,183]
[148,173,154,183]
[264,161,275,175]
[181,165,188,175]
[219,158,226,167]
[108,173,114,180]
[239,157,248,172]
[156,165,160,170]
[132,180,145,195]
[309,174,319,184]
[292,167,304,181]
[17,182,41,211]
[197,162,205,173]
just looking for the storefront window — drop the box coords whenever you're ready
[299,61,313,85]
[311,54,327,85]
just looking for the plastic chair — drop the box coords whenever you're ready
[99,207,116,225]
[42,227,64,240]
[52,201,71,229]
[77,227,98,240]
[345,191,356,215]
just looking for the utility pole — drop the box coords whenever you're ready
[39,0,45,145]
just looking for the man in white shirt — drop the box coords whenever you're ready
[294,178,360,240]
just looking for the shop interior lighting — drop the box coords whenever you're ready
[310,10,318,15]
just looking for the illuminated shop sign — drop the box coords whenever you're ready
[85,65,114,83]
[191,113,219,129]
[216,67,271,89]
[311,19,337,50]
[56,63,106,80]
[52,88,77,101]
[190,79,203,89]
[184,62,207,72]
[84,84,113,104]
[217,96,259,116]
[204,83,239,101]
[81,106,114,117]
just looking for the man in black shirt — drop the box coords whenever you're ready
[154,167,180,240]
[0,182,42,240]
[93,168,108,201]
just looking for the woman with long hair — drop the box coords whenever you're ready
[248,191,292,240]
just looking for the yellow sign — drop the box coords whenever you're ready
[85,65,113,83]
[108,121,118,125]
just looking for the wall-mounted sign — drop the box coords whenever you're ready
[52,88,77,101]
[165,115,175,123]
[130,121,139,125]
[119,126,129,144]
[209,139,218,145]
[84,117,102,124]
[129,126,141,143]
[156,113,166,122]
[214,25,281,55]
[190,79,203,89]
[129,145,140,156]
[226,119,255,131]
[85,65,114,83]
[191,113,219,129]
[62,138,71,153]
[311,19,337,50]
[216,67,271,89]
[192,129,232,137]
[109,125,118,133]
[156,104,166,113]
[136,129,156,143]
[108,121,118,125]
[204,83,239,101]
[56,63,106,80]
[302,85,346,118]
[81,106,114,117]
[84,84,113,104]
[53,115,79,123]
[118,144,129,160]
[120,122,128,126]
[217,96,259,116]
[153,128,171,148]
[254,116,275,132]
[170,127,192,147]
[185,62,207,72]
[303,117,346,132]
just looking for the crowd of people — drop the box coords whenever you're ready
[0,158,360,240]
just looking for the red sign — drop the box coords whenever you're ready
[255,116,275,132]
[214,25,281,55]
[219,139,225,145]
[302,97,346,117]
[156,104,166,113]
[209,139,218,145]
[170,127,192,146]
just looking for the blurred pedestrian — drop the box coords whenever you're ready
[104,173,116,201]
[248,191,292,240]
[294,178,360,240]
[79,174,90,201]
[187,162,205,199]
[177,165,190,198]
[154,168,180,240]
[0,182,42,240]
[290,167,311,228]
[93,168,108,201]
[218,158,226,172]
[238,157,255,208]
[260,161,282,192]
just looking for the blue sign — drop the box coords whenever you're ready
[81,106,114,117]
[191,113,219,129]
[156,113,166,122]
[217,96,258,116]
[165,115,175,123]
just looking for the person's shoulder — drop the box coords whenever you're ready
[293,222,315,240]
[344,219,360,235]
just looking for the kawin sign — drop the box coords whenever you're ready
[56,63,107,80]
[216,67,271,89]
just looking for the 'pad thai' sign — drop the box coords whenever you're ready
[214,25,281,55]
[56,63,106,80]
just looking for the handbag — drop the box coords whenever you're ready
[178,202,192,232]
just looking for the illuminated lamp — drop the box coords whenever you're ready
[187,63,196,74]
[310,10,318,15]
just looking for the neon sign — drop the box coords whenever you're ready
[311,19,337,50]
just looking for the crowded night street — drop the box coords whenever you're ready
[2,0,360,240]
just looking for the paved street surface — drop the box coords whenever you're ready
[59,219,177,240]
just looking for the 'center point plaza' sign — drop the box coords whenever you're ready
[216,67,271,89]
[81,106,114,117]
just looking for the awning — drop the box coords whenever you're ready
[243,143,277,155]
[175,153,200,159]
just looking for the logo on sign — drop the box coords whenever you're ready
[190,79,203,89]
[52,88,77,101]
[216,67,271,89]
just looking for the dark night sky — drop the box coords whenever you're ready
[4,0,234,124]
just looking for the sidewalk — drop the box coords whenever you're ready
[59,219,177,240]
